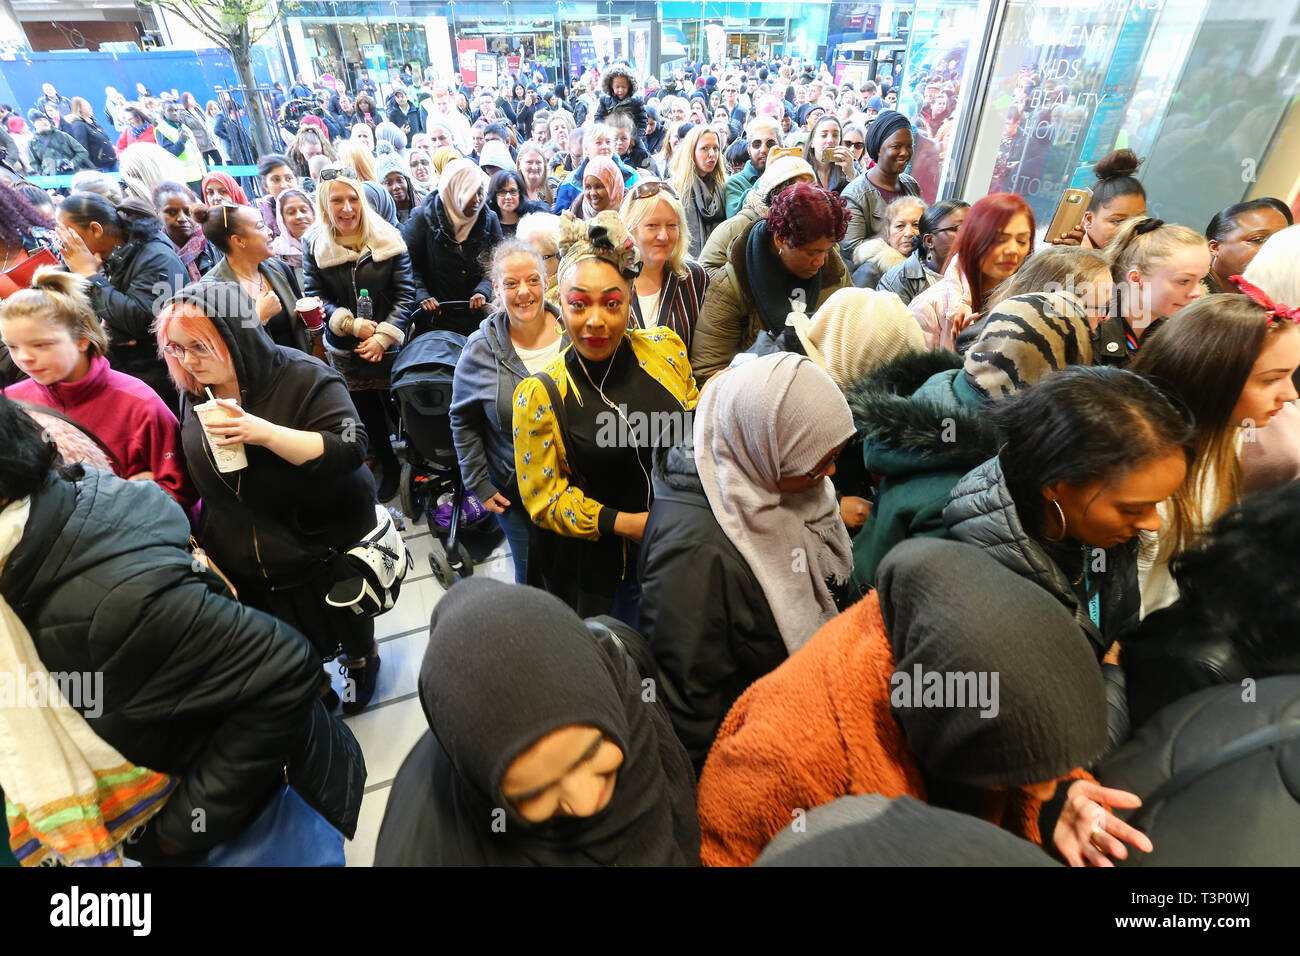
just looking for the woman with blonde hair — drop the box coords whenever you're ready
[336,138,378,184]
[1096,216,1210,365]
[0,267,195,506]
[303,165,416,501]
[516,140,553,207]
[669,124,727,258]
[619,180,708,350]
[65,96,117,172]
[118,141,187,205]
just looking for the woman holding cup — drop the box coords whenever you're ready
[196,202,321,357]
[155,280,386,716]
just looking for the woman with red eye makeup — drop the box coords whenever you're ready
[513,210,699,626]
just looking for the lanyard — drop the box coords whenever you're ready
[1083,568,1101,628]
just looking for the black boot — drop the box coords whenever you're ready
[339,644,382,716]
[376,456,401,502]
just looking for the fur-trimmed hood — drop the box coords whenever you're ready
[600,62,640,99]
[311,178,408,269]
[852,237,906,272]
[844,349,1000,479]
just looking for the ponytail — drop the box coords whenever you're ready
[0,266,108,359]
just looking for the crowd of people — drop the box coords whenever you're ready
[1,50,1300,869]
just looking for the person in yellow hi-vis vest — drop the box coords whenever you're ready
[156,101,207,193]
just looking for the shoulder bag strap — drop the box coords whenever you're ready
[534,369,588,490]
[1126,718,1300,832]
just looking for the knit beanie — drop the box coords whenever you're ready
[788,287,926,391]
[876,537,1107,789]
[374,152,410,183]
[478,140,516,173]
[755,152,814,202]
[962,292,1094,400]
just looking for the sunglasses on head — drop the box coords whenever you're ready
[319,166,359,182]
[629,180,679,201]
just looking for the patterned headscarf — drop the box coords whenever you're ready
[557,209,641,282]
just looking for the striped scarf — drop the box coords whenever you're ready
[0,497,176,866]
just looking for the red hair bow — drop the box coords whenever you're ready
[1230,275,1300,326]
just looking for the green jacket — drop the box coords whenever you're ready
[845,350,998,591]
[688,215,849,383]
[28,128,92,176]
[724,159,759,218]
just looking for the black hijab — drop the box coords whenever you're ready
[376,578,700,866]
[877,537,1108,789]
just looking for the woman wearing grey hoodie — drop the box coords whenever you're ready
[449,239,566,582]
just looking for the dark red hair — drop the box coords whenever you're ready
[947,192,1035,306]
[767,182,849,247]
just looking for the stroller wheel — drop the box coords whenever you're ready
[428,538,455,589]
[447,540,474,578]
[399,463,418,520]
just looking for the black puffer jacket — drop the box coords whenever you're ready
[65,116,117,170]
[943,455,1136,753]
[93,231,189,408]
[402,192,502,333]
[172,280,377,588]
[1098,676,1300,865]
[0,467,365,860]
[637,438,785,773]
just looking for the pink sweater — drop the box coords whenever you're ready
[5,356,197,508]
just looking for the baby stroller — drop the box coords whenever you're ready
[390,327,496,588]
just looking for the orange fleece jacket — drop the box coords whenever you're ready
[697,591,1079,867]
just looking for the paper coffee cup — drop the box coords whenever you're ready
[296,296,324,331]
[194,400,248,473]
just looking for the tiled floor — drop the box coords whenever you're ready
[330,508,514,867]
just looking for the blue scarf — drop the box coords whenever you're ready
[129,122,150,139]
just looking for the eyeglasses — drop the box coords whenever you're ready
[319,166,359,182]
[629,180,679,201]
[930,225,961,235]
[496,187,520,196]
[161,341,212,360]
[844,140,865,152]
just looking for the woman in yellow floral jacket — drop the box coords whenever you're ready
[513,210,698,624]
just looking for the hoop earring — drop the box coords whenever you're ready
[555,317,565,334]
[1044,498,1067,543]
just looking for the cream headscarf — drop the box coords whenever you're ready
[694,352,856,654]
[787,287,927,391]
[437,158,489,243]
